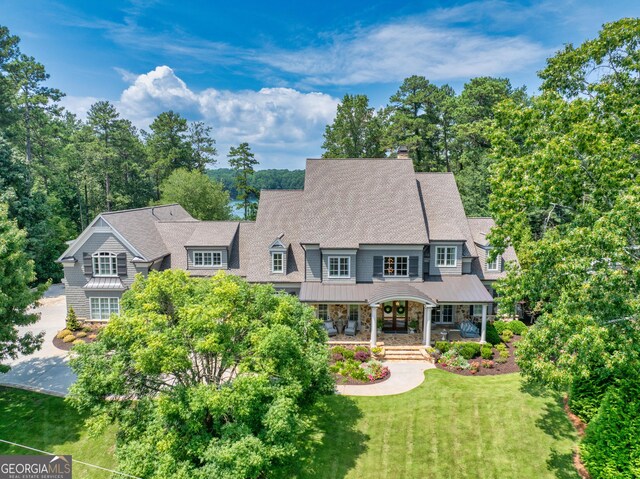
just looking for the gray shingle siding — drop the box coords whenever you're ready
[63,232,145,320]
[305,249,321,282]
[429,242,463,276]
[356,249,423,282]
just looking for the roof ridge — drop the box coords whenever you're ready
[101,204,180,215]
[415,171,454,175]
[467,216,494,219]
[306,157,399,161]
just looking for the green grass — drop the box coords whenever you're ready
[299,369,579,479]
[0,371,579,479]
[0,387,117,478]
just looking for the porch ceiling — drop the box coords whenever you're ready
[299,275,493,304]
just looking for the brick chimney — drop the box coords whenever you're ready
[397,146,409,159]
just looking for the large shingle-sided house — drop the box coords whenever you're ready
[58,155,517,346]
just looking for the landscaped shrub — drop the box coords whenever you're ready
[500,329,514,343]
[75,331,87,338]
[371,346,383,357]
[72,339,85,345]
[496,350,509,363]
[435,341,450,353]
[65,306,81,331]
[581,377,640,479]
[56,329,71,339]
[469,360,480,374]
[331,345,355,360]
[63,334,76,343]
[456,342,482,360]
[338,359,367,381]
[496,343,507,352]
[506,320,527,335]
[493,321,509,334]
[331,352,344,362]
[354,350,371,362]
[569,369,613,423]
[485,322,501,345]
[361,360,390,381]
[354,345,369,353]
[438,350,470,370]
[481,345,493,360]
[481,359,494,369]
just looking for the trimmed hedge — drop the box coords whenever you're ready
[456,342,482,360]
[481,345,493,360]
[581,378,640,479]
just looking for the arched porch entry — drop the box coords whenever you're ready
[367,284,436,348]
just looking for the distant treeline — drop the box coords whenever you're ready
[207,168,305,199]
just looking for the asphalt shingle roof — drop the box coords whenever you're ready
[467,217,518,280]
[416,173,477,257]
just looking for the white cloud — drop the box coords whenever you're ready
[259,20,549,86]
[59,66,338,168]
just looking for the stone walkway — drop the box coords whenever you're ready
[335,360,435,396]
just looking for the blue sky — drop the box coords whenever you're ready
[2,0,638,168]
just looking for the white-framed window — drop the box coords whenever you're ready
[435,305,454,323]
[471,304,483,316]
[435,246,457,267]
[328,256,350,278]
[90,297,120,321]
[486,253,500,271]
[271,252,284,273]
[317,304,328,320]
[349,304,359,322]
[193,251,222,267]
[383,256,408,277]
[92,252,118,277]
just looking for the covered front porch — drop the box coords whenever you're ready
[300,277,494,347]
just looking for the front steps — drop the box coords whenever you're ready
[383,345,432,361]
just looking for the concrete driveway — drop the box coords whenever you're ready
[0,284,76,396]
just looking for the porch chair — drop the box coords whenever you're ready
[323,320,338,337]
[344,319,358,337]
[459,320,480,338]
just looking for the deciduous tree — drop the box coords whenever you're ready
[159,169,231,220]
[68,270,333,479]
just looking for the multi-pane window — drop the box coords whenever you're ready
[317,304,328,320]
[383,256,408,276]
[486,254,499,271]
[90,297,120,321]
[328,256,350,277]
[434,305,454,323]
[92,252,117,277]
[271,252,284,273]
[471,304,483,316]
[349,304,359,322]
[193,251,222,267]
[435,246,457,267]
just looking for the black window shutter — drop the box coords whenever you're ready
[83,253,93,276]
[373,256,383,277]
[409,256,419,277]
[117,253,127,277]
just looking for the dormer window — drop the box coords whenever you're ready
[92,252,118,277]
[328,256,350,278]
[271,252,284,273]
[435,246,457,267]
[193,251,221,267]
[487,254,500,271]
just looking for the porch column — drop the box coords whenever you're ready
[423,304,433,347]
[480,304,488,344]
[370,304,378,348]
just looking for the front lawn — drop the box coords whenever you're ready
[0,371,579,479]
[299,369,579,479]
[0,387,117,478]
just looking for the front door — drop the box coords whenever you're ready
[382,301,408,333]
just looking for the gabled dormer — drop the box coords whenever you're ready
[269,234,287,275]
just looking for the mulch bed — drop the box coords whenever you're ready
[563,396,592,479]
[333,373,391,386]
[52,323,103,351]
[435,336,521,376]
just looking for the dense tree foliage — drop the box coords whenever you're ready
[322,94,386,158]
[159,169,231,220]
[68,270,333,479]
[489,18,640,478]
[0,203,45,372]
